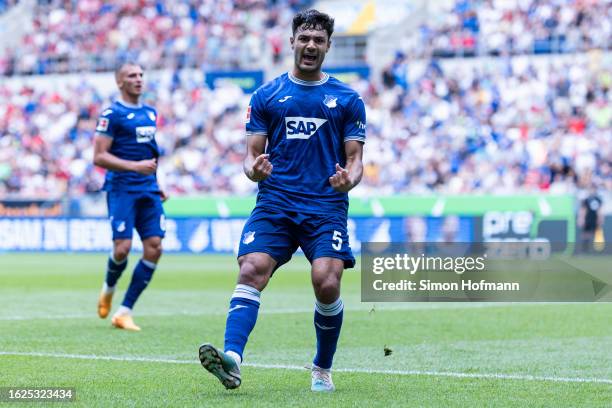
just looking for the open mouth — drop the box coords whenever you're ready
[302,54,317,64]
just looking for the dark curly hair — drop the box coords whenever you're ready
[292,9,335,40]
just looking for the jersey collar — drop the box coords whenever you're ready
[288,72,329,86]
[116,98,142,109]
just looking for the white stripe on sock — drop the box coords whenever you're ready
[141,259,157,269]
[102,283,115,294]
[232,284,261,303]
[235,284,260,296]
[315,298,343,316]
[116,306,132,316]
[109,253,127,265]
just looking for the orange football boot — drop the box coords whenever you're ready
[111,314,141,331]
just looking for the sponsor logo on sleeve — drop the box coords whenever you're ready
[96,118,109,132]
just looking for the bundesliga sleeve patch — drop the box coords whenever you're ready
[246,106,251,124]
[96,117,109,132]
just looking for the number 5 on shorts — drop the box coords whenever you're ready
[332,230,342,251]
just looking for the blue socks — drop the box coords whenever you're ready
[121,259,156,309]
[224,284,261,362]
[221,285,343,368]
[105,254,128,287]
[313,298,344,370]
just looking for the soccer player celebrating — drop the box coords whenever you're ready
[199,10,366,392]
[93,62,167,331]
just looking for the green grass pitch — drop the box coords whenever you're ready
[1,253,611,407]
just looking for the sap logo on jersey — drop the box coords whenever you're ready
[136,126,156,143]
[285,117,327,140]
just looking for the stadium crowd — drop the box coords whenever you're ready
[0,0,307,76]
[371,53,611,195]
[414,0,612,58]
[1,0,611,76]
[0,0,18,14]
[1,52,610,199]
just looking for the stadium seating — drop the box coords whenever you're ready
[1,0,610,75]
[0,0,311,75]
[0,1,610,199]
[401,0,612,58]
[1,51,610,198]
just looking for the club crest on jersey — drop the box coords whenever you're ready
[323,95,337,108]
[243,231,255,245]
[285,117,327,140]
[136,126,156,143]
[148,111,156,121]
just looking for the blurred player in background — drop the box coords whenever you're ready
[93,62,167,331]
[198,9,366,392]
[578,185,603,253]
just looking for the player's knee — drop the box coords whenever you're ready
[312,275,341,303]
[150,241,162,256]
[238,255,272,289]
[144,238,162,261]
[113,241,132,261]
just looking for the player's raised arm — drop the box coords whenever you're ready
[93,134,157,175]
[243,134,272,182]
[329,140,363,193]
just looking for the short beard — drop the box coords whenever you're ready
[295,54,322,73]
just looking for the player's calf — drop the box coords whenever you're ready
[98,254,128,319]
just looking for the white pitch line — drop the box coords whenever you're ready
[1,351,611,385]
[0,303,545,321]
[0,309,322,321]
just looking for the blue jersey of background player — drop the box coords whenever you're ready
[93,62,168,332]
[199,10,365,393]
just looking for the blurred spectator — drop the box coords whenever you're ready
[577,184,604,252]
[406,0,611,58]
[1,52,610,199]
[0,0,310,76]
[1,1,610,76]
[0,0,19,14]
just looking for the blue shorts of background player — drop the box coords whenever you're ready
[107,191,166,241]
[237,205,355,270]
[96,190,166,331]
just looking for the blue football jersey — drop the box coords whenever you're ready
[246,72,366,214]
[95,100,160,192]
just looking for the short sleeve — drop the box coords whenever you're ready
[246,90,267,136]
[343,95,366,143]
[95,108,115,137]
